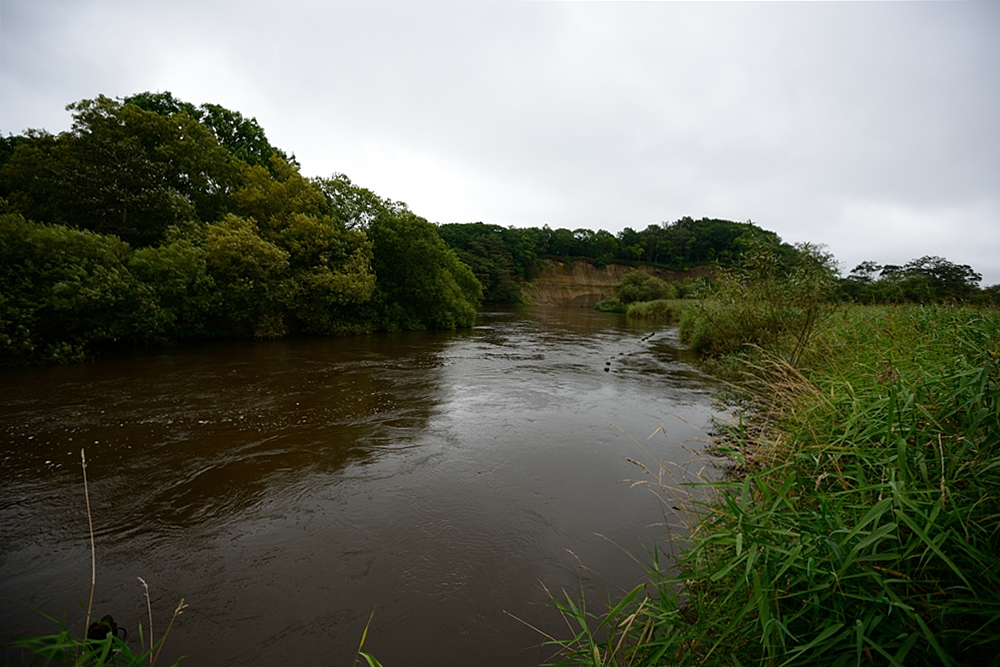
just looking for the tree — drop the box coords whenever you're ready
[311,173,402,231]
[368,210,482,330]
[0,213,165,363]
[0,95,238,246]
[615,271,676,304]
[901,256,981,302]
[125,91,296,171]
[204,214,290,337]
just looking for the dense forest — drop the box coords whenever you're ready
[0,93,481,364]
[2,93,995,365]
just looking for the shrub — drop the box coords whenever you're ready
[680,237,838,364]
[616,271,677,304]
[625,299,687,321]
[594,297,627,313]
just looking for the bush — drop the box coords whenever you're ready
[616,271,677,304]
[0,214,167,364]
[594,297,627,313]
[625,299,687,321]
[680,238,838,364]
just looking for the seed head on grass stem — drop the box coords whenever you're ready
[139,576,154,666]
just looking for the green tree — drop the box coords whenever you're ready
[312,173,404,231]
[368,210,482,330]
[204,214,290,337]
[615,271,677,304]
[274,213,376,334]
[125,91,296,171]
[0,213,165,364]
[128,233,216,339]
[0,96,238,246]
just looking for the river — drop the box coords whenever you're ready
[0,306,719,666]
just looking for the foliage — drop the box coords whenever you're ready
[368,210,481,331]
[0,93,483,364]
[124,90,296,171]
[624,299,688,321]
[435,219,790,304]
[1,96,239,247]
[839,256,990,305]
[437,222,540,303]
[548,304,1000,666]
[9,610,186,667]
[680,237,839,364]
[615,271,677,304]
[0,213,165,364]
[594,298,627,314]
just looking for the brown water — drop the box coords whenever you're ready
[0,306,719,667]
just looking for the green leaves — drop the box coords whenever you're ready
[0,92,487,364]
[549,306,1000,666]
[368,210,482,331]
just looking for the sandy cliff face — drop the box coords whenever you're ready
[522,259,715,307]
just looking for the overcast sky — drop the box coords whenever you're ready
[3,0,999,284]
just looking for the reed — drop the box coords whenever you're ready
[547,304,1000,666]
[625,300,690,322]
[7,450,188,667]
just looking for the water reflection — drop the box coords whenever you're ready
[1,308,718,667]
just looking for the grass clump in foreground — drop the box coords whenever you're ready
[547,301,1000,665]
[6,450,187,667]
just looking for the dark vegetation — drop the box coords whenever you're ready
[437,218,788,304]
[0,93,480,364]
[838,256,998,305]
[548,240,1000,666]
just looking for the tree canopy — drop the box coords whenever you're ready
[2,92,993,364]
[839,256,988,304]
[0,93,482,364]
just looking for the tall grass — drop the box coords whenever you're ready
[6,450,188,667]
[547,304,1000,666]
[626,299,690,321]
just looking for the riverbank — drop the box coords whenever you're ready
[551,303,1000,666]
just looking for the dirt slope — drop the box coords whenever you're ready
[522,259,715,307]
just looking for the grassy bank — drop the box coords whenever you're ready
[550,303,1000,666]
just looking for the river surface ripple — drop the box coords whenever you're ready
[1,306,720,667]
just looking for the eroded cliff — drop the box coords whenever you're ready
[522,259,715,307]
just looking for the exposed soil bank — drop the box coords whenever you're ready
[523,259,716,307]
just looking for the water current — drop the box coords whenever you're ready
[1,306,720,666]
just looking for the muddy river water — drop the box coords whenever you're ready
[1,306,720,666]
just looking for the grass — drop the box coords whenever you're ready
[625,300,691,322]
[546,303,1000,666]
[6,450,188,667]
[594,298,692,321]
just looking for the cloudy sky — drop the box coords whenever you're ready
[3,0,999,284]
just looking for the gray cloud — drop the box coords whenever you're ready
[3,0,999,283]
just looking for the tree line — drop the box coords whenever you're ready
[2,92,994,364]
[0,93,480,364]
[436,218,789,303]
[838,256,997,304]
[437,220,998,307]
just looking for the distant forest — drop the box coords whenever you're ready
[436,221,997,306]
[1,93,995,364]
[437,218,793,303]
